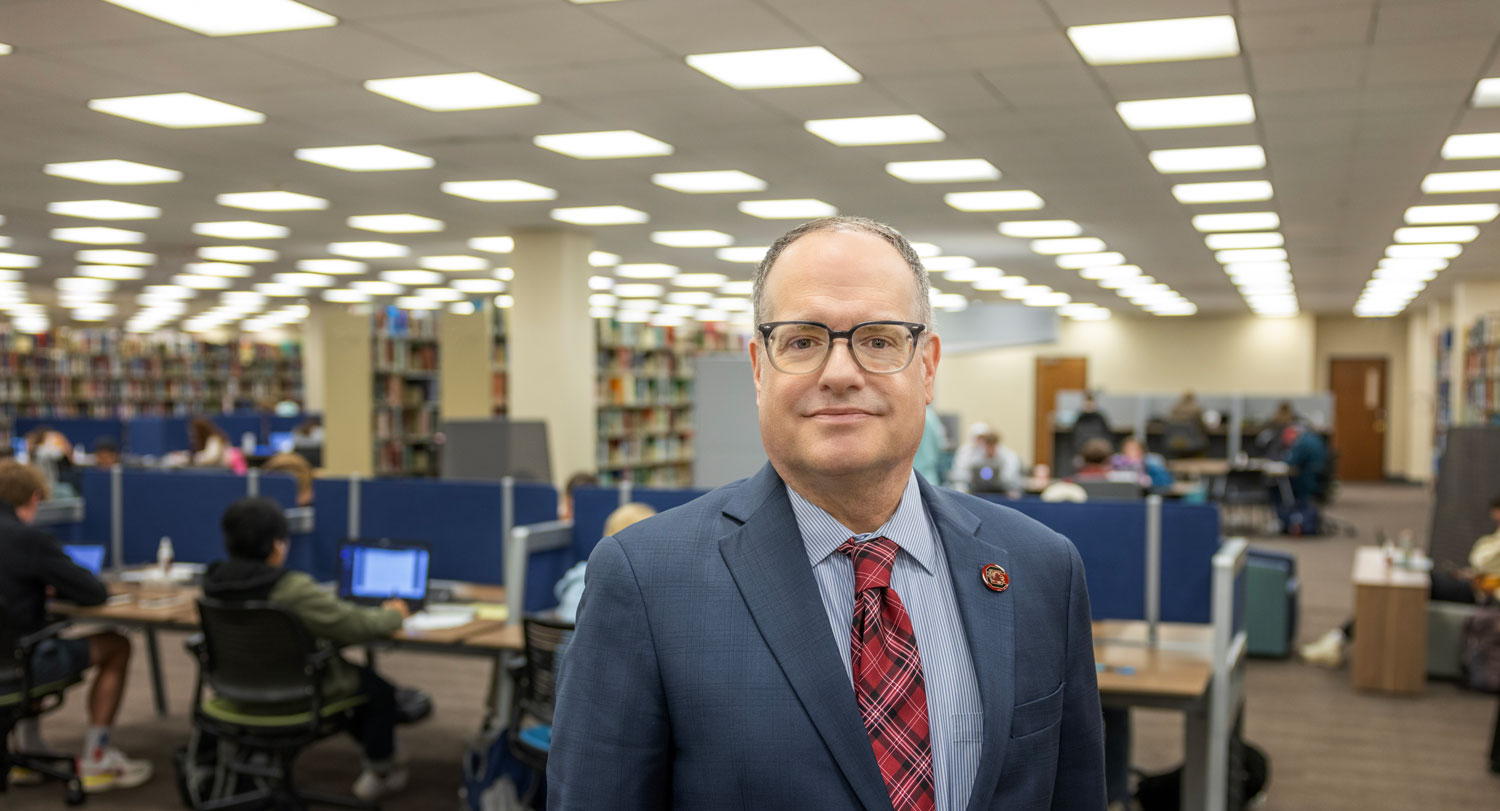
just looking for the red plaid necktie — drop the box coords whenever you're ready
[837,536,936,811]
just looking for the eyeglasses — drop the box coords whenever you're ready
[756,320,926,375]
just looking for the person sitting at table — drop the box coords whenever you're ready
[1112,436,1173,489]
[962,429,1024,494]
[202,497,413,801]
[187,417,246,474]
[946,420,992,487]
[0,459,153,793]
[554,502,656,623]
[1073,437,1117,480]
[1271,422,1327,535]
[91,436,120,469]
[261,451,314,506]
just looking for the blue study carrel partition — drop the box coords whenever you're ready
[118,469,255,564]
[356,478,510,585]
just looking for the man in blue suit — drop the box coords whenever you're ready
[549,216,1105,810]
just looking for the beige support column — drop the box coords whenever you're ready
[507,229,597,488]
[1405,308,1434,481]
[1450,281,1500,422]
[439,308,492,420]
[307,304,373,476]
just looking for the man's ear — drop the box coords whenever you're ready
[921,332,941,405]
[750,339,765,407]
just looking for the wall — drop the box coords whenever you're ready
[1314,316,1410,480]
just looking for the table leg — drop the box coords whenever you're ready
[145,628,167,717]
[1182,708,1212,811]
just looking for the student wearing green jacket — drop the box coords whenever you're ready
[202,498,411,802]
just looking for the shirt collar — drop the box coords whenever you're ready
[787,471,935,576]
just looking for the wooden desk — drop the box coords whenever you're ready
[1351,546,1429,695]
[464,624,524,651]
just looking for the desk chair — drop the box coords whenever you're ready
[1216,468,1274,534]
[1161,419,1208,459]
[508,617,574,809]
[1312,450,1357,538]
[0,593,86,805]
[183,598,375,811]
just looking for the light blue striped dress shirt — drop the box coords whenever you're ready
[787,472,984,811]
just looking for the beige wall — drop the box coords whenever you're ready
[1313,316,1410,480]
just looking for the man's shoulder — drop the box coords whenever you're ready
[610,478,748,547]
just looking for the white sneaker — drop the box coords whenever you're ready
[1300,629,1347,669]
[80,746,153,793]
[352,765,409,802]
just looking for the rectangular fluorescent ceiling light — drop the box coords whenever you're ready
[199,245,277,262]
[589,252,620,267]
[1394,225,1479,244]
[652,170,765,193]
[217,191,327,210]
[944,190,1044,211]
[0,43,10,55]
[48,200,160,219]
[381,270,444,286]
[615,284,665,298]
[321,289,371,303]
[1205,232,1283,250]
[186,262,253,277]
[329,241,409,258]
[1216,248,1287,263]
[1442,132,1500,159]
[550,205,649,225]
[1191,212,1278,232]
[1031,237,1105,255]
[1172,180,1273,204]
[272,272,333,288]
[651,230,733,248]
[1149,145,1265,173]
[805,114,944,146]
[720,281,754,295]
[1422,170,1500,193]
[923,256,976,272]
[78,264,145,280]
[738,199,837,219]
[1068,16,1239,65]
[1475,78,1500,108]
[441,180,556,202]
[1404,204,1499,224]
[101,1,336,36]
[44,159,181,184]
[909,242,942,258]
[296,259,365,275]
[77,249,152,265]
[365,72,539,111]
[89,92,264,128]
[348,214,444,233]
[999,220,1081,238]
[1379,258,1448,272]
[886,159,1000,183]
[453,278,505,294]
[350,280,403,295]
[1057,252,1126,269]
[296,145,433,171]
[193,220,289,239]
[717,246,768,263]
[1387,243,1463,259]
[673,273,729,288]
[686,46,860,89]
[1117,94,1255,130]
[469,236,514,254]
[173,274,232,289]
[615,263,678,279]
[1224,261,1290,276]
[419,255,487,271]
[534,130,673,159]
[51,226,144,244]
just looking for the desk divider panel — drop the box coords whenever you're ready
[13,418,125,452]
[213,415,263,447]
[988,499,1148,621]
[78,469,115,553]
[125,416,191,456]
[511,482,559,525]
[356,479,507,585]
[118,469,251,565]
[1159,503,1222,624]
[301,478,352,583]
[571,486,625,562]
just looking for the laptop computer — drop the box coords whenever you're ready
[337,539,431,609]
[62,544,106,576]
[268,432,295,453]
[969,463,1010,494]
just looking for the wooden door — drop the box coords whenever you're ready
[1034,356,1088,468]
[1329,358,1387,481]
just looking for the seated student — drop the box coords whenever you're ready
[202,498,412,801]
[0,460,152,793]
[187,417,246,474]
[1111,436,1173,489]
[91,437,120,469]
[261,451,314,506]
[559,471,598,522]
[1271,423,1327,535]
[554,502,656,624]
[1073,437,1117,480]
[963,430,1025,494]
[1303,492,1500,668]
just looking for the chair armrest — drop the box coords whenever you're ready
[17,620,71,652]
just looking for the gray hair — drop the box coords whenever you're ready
[751,216,933,328]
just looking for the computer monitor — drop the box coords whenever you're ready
[268,432,295,453]
[439,419,551,483]
[62,544,106,576]
[337,539,430,606]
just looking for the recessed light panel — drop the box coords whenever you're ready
[885,159,999,183]
[1148,145,1265,173]
[550,206,649,225]
[615,263,678,279]
[173,274,232,289]
[199,245,278,262]
[365,72,539,111]
[322,289,371,303]
[381,270,444,286]
[350,280,404,295]
[1056,252,1126,269]
[651,170,766,194]
[1393,225,1480,243]
[217,191,328,211]
[76,249,153,265]
[295,145,434,171]
[1031,237,1105,255]
[51,226,145,244]
[1441,132,1500,160]
[1215,248,1287,263]
[47,200,161,220]
[804,114,945,146]
[1404,204,1499,224]
[187,262,254,277]
[101,0,336,36]
[589,251,620,267]
[717,246,768,263]
[1386,243,1463,259]
[1205,232,1284,250]
[738,199,837,219]
[1421,170,1500,193]
[1171,180,1274,204]
[273,272,333,288]
[347,214,444,233]
[651,230,734,248]
[89,92,265,128]
[452,278,505,294]
[296,259,365,275]
[1191,212,1279,232]
[999,220,1081,238]
[1068,16,1239,66]
[44,159,182,184]
[686,46,860,89]
[77,264,146,280]
[1116,94,1255,130]
[0,43,11,55]
[1475,78,1500,108]
[533,130,673,159]
[418,255,487,271]
[673,273,729,288]
[922,256,976,272]
[192,220,289,239]
[944,190,1044,212]
[468,237,514,254]
[329,241,409,258]
[441,180,556,202]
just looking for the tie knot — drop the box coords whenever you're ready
[836,536,900,592]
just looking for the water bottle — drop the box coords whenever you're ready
[157,536,174,580]
[241,432,256,453]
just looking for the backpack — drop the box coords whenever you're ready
[1461,605,1500,693]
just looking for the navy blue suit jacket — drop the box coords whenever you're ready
[548,464,1105,810]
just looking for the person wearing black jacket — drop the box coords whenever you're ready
[0,460,152,793]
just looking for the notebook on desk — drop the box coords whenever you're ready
[338,539,431,609]
[62,544,106,576]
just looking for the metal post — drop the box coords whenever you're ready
[246,467,260,497]
[619,479,632,507]
[501,476,515,568]
[1145,494,1162,650]
[348,473,361,538]
[110,464,124,575]
[505,526,528,627]
[1227,395,1244,460]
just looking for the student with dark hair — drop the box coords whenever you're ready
[92,437,120,468]
[202,498,413,801]
[560,471,598,521]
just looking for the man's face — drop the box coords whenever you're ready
[751,229,939,482]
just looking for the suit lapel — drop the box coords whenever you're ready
[718,464,895,811]
[920,480,1015,811]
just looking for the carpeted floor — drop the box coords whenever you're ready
[7,482,1500,809]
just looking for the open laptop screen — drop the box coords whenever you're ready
[338,541,430,602]
[62,544,106,576]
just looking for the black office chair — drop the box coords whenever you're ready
[1216,468,1273,534]
[1311,449,1356,538]
[181,598,375,811]
[508,616,574,809]
[1161,418,1209,459]
[0,592,86,805]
